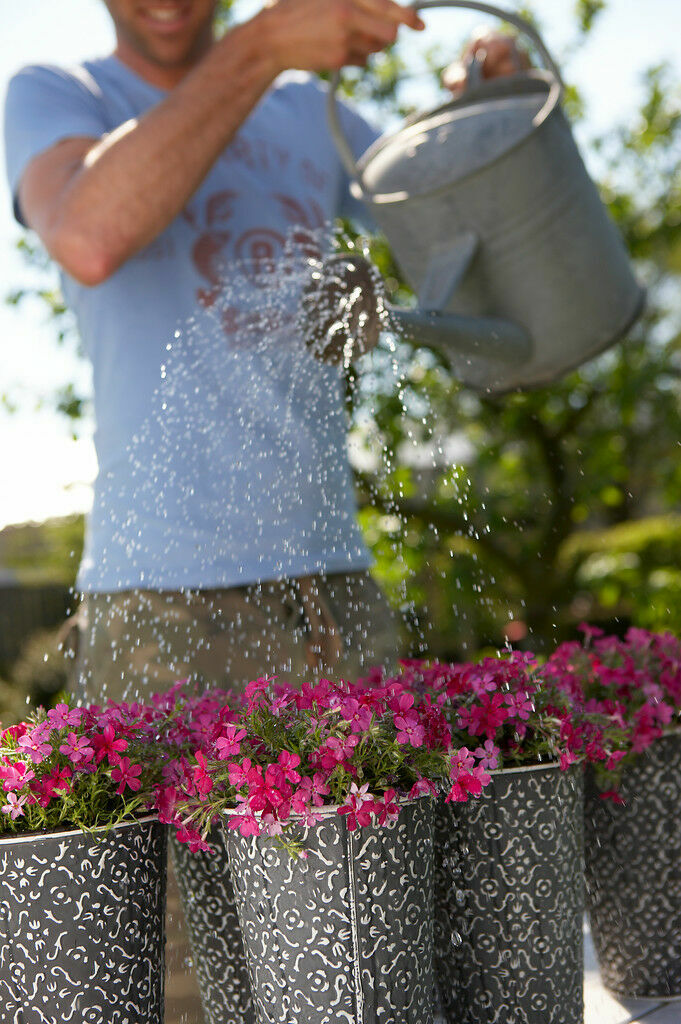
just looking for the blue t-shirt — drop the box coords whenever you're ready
[4,57,379,592]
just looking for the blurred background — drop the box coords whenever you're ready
[1,0,680,720]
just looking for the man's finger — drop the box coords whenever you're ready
[346,34,389,64]
[345,10,400,48]
[354,0,425,32]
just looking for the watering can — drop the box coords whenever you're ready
[327,0,645,392]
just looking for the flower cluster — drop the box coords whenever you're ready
[4,627,675,841]
[0,682,229,837]
[376,651,603,774]
[544,626,681,796]
[156,676,493,853]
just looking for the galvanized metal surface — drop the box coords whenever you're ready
[584,734,681,1000]
[0,819,167,1024]
[161,912,681,1023]
[224,798,435,1024]
[328,0,644,393]
[170,827,254,1024]
[433,764,584,1024]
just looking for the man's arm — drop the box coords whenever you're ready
[18,0,423,287]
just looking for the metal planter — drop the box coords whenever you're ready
[434,764,584,1024]
[170,827,254,1024]
[223,797,434,1024]
[0,817,166,1024]
[584,732,681,998]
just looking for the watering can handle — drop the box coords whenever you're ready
[328,0,565,186]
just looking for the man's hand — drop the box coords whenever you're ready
[18,1,423,287]
[263,0,424,72]
[300,254,384,366]
[442,29,530,96]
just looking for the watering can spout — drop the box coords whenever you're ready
[388,305,532,389]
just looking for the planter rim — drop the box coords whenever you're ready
[491,760,564,777]
[221,792,432,820]
[0,813,159,847]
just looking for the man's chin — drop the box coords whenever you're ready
[121,30,212,76]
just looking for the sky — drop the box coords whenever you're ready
[0,0,680,530]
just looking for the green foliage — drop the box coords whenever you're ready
[9,626,71,711]
[0,515,83,585]
[562,516,681,631]
[574,0,606,35]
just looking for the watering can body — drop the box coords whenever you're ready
[328,1,644,393]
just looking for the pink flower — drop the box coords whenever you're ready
[474,739,500,771]
[291,773,330,813]
[579,623,604,639]
[1,723,27,743]
[227,758,259,790]
[473,737,499,770]
[2,792,27,819]
[394,711,426,748]
[408,778,437,799]
[244,677,272,711]
[227,813,261,837]
[261,813,284,837]
[46,704,82,730]
[505,690,534,721]
[0,761,35,792]
[356,665,384,687]
[468,670,499,697]
[374,788,400,826]
[110,756,143,795]
[559,749,578,771]
[450,747,475,773]
[340,698,372,733]
[269,693,294,718]
[446,769,488,803]
[447,749,491,803]
[277,750,302,783]
[17,733,53,764]
[304,714,327,738]
[316,734,359,773]
[91,724,128,765]
[389,692,415,716]
[338,783,376,831]
[176,824,214,853]
[458,693,509,738]
[59,733,95,765]
[605,750,626,771]
[151,681,186,713]
[257,764,294,812]
[214,726,247,760]
[192,751,214,798]
[154,785,179,824]
[32,767,72,807]
[599,790,625,805]
[296,678,332,711]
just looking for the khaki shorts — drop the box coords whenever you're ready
[75,570,398,705]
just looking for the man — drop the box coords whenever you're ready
[4,3,526,1019]
[5,0,432,702]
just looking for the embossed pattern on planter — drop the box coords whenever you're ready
[434,766,584,1024]
[170,827,254,1024]
[224,798,434,1024]
[0,819,166,1024]
[584,733,681,999]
